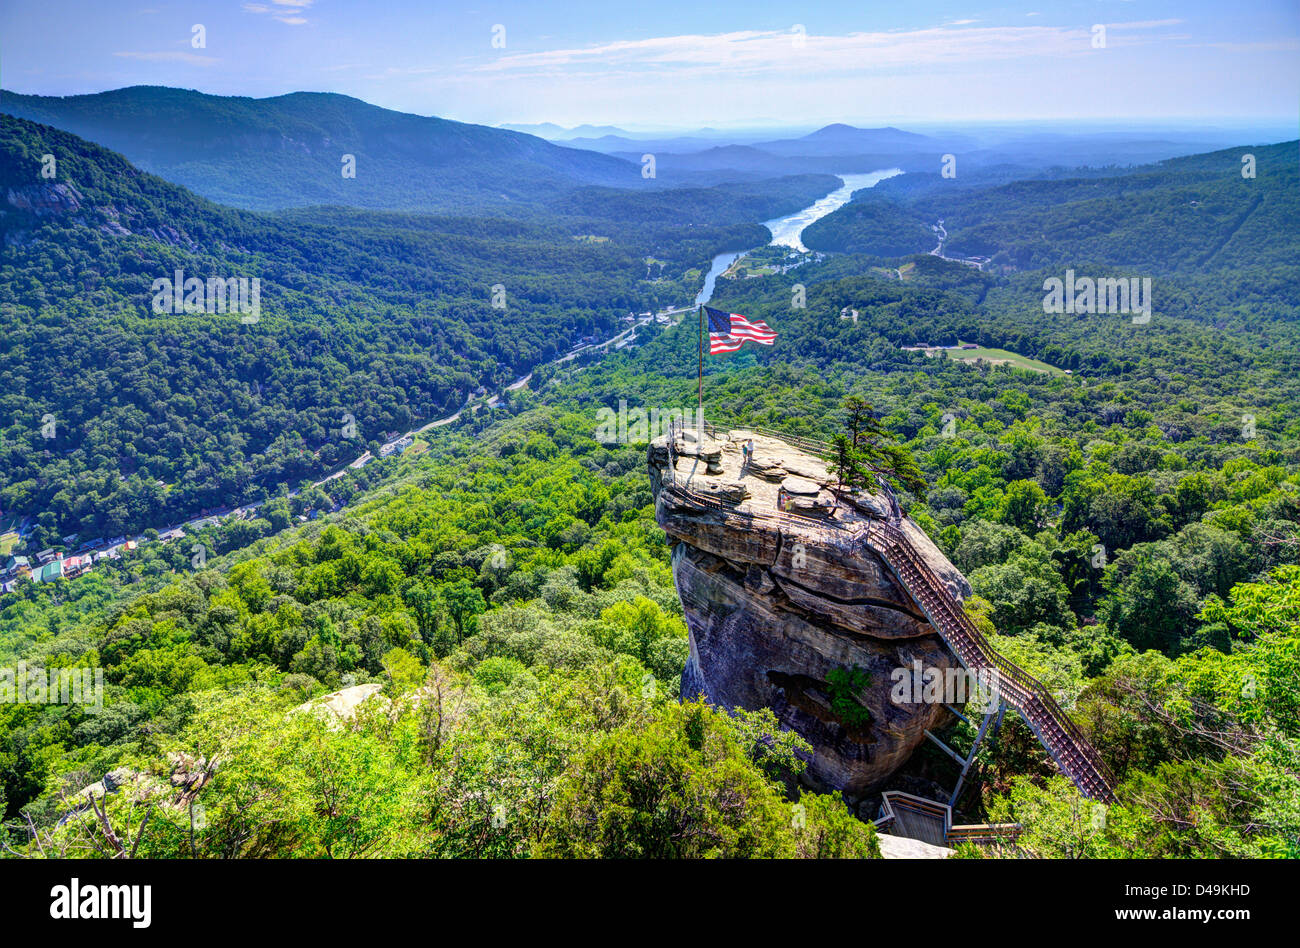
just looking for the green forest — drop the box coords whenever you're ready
[2,105,1298,860]
[0,115,833,545]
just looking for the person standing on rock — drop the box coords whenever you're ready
[741,438,754,472]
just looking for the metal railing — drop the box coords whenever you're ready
[661,417,859,536]
[875,791,951,847]
[664,416,904,521]
[876,791,1022,848]
[868,519,1116,801]
[944,823,1024,845]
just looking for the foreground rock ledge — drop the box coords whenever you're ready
[649,428,971,797]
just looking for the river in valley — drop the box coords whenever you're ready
[694,168,902,306]
[21,170,903,574]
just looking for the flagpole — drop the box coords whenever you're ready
[697,304,704,438]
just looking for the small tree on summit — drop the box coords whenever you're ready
[831,396,927,500]
[832,434,872,496]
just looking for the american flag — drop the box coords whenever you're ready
[704,305,777,354]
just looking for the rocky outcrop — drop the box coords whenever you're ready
[5,182,83,216]
[3,182,205,250]
[60,753,217,827]
[649,427,970,798]
[878,834,953,859]
[292,682,386,725]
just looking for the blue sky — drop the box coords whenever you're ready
[2,0,1297,129]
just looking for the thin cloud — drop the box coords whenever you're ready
[477,21,1185,80]
[113,51,219,65]
[244,0,314,25]
[1180,39,1300,51]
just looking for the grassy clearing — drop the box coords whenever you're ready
[949,344,1066,376]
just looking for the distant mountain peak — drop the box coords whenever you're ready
[808,122,859,135]
[499,122,630,140]
[803,123,924,141]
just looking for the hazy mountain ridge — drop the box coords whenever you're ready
[0,86,644,212]
[0,113,843,542]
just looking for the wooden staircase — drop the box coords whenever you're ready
[866,520,1116,803]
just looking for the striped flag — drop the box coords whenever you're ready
[704,305,777,354]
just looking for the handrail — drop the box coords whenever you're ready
[945,823,1023,842]
[878,790,951,843]
[869,519,1116,800]
[882,790,951,821]
[878,791,1022,846]
[668,416,905,521]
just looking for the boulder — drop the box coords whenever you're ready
[784,490,838,519]
[877,834,954,859]
[780,475,822,496]
[673,544,956,795]
[748,462,789,482]
[782,457,834,482]
[649,426,972,798]
[689,479,750,503]
[671,433,725,475]
[293,682,386,725]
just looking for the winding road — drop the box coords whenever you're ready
[7,304,698,583]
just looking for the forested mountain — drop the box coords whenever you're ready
[805,141,1300,274]
[802,196,938,257]
[0,115,834,544]
[4,221,1298,856]
[0,87,642,212]
[1,87,1297,863]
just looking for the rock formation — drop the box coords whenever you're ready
[292,682,386,726]
[649,427,971,799]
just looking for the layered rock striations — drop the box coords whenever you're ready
[649,428,971,797]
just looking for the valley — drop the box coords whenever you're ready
[0,4,1297,880]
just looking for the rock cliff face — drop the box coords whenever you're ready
[649,428,970,798]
